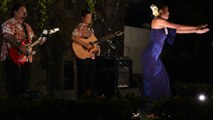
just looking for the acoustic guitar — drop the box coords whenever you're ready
[72,31,124,60]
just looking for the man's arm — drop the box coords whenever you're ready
[3,33,28,54]
[72,35,94,49]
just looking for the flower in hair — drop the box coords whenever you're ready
[150,4,160,17]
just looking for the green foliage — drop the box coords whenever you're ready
[37,0,54,29]
[0,0,10,20]
[85,0,96,27]
[0,0,53,29]
[85,0,96,13]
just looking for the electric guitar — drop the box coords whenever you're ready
[72,31,124,60]
[9,28,59,65]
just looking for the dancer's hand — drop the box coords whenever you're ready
[196,28,209,34]
[198,24,208,29]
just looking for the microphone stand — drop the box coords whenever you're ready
[46,29,54,97]
[102,20,119,50]
[101,20,119,96]
[42,28,59,98]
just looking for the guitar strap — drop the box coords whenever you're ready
[22,22,30,57]
[22,22,29,42]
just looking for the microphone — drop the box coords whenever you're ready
[41,28,60,36]
[100,19,112,32]
[96,18,112,32]
[22,12,28,19]
[100,19,105,23]
[107,40,116,49]
[33,13,37,19]
[96,18,105,24]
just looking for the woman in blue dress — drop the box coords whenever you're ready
[141,3,209,118]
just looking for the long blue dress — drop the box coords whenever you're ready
[141,28,176,102]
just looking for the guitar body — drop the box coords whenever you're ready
[72,31,124,60]
[9,41,28,65]
[72,35,97,60]
[9,47,27,65]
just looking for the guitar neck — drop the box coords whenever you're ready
[87,31,123,45]
[95,34,115,45]
[27,38,42,49]
[25,28,59,50]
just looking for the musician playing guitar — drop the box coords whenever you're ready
[1,3,46,98]
[71,9,101,97]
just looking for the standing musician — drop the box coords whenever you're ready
[71,9,101,97]
[0,3,45,98]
